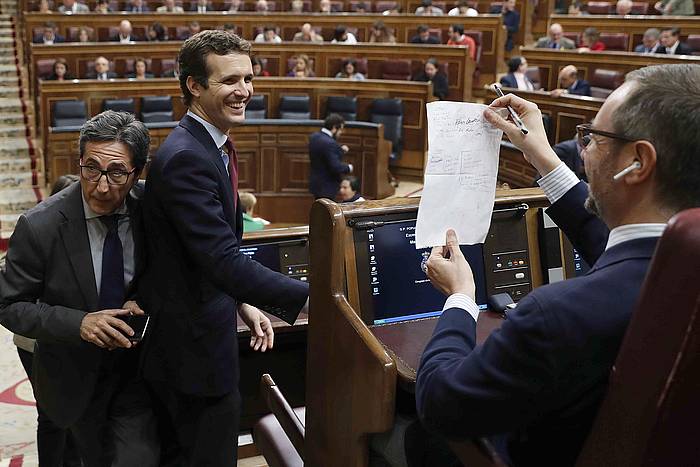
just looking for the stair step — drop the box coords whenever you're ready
[0,124,27,137]
[0,157,32,172]
[0,187,39,215]
[0,171,33,189]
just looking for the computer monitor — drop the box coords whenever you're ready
[240,238,310,282]
[353,213,488,325]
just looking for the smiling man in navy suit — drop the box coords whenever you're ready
[140,30,309,466]
[416,64,700,466]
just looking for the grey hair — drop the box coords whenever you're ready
[611,64,700,211]
[79,110,150,171]
[643,27,660,39]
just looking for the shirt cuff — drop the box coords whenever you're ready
[537,162,580,204]
[443,293,480,323]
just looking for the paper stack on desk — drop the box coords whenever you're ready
[415,101,503,249]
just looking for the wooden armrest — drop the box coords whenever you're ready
[260,373,306,460]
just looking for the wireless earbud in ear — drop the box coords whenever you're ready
[613,161,642,181]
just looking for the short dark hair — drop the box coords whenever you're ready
[263,25,276,32]
[324,113,345,130]
[421,0,432,6]
[451,24,465,35]
[507,56,524,73]
[79,111,150,171]
[661,26,680,37]
[417,24,429,33]
[334,25,347,41]
[178,29,251,106]
[425,57,439,68]
[343,175,360,192]
[50,174,79,195]
[611,64,700,211]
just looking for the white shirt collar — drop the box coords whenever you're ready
[187,110,228,149]
[321,127,334,138]
[605,223,666,250]
[667,40,679,54]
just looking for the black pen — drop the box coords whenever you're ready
[492,84,529,135]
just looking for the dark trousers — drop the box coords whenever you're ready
[148,380,241,467]
[17,347,82,467]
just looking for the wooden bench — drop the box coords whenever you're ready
[575,0,700,15]
[39,77,435,177]
[24,12,501,87]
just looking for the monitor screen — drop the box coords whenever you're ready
[240,239,309,282]
[354,217,488,325]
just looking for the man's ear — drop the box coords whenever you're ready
[626,140,657,185]
[186,75,202,100]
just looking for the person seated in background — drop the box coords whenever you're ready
[34,21,65,44]
[252,56,271,76]
[128,0,150,13]
[146,22,168,41]
[161,56,179,77]
[254,26,282,43]
[293,23,324,43]
[178,20,201,40]
[331,25,357,44]
[255,0,270,11]
[500,56,535,90]
[127,57,154,79]
[448,0,477,16]
[335,58,365,80]
[415,0,444,15]
[112,19,138,42]
[223,23,237,34]
[46,57,73,80]
[655,0,695,15]
[369,20,397,43]
[634,28,662,53]
[287,54,315,77]
[616,0,633,14]
[660,27,694,55]
[156,0,184,12]
[319,0,333,13]
[38,0,52,13]
[447,24,477,60]
[536,23,576,49]
[353,1,368,12]
[239,192,270,232]
[77,26,91,42]
[86,56,117,80]
[339,175,365,202]
[551,65,591,97]
[410,24,441,44]
[568,0,588,14]
[382,4,403,14]
[579,27,605,52]
[58,0,89,13]
[191,0,214,12]
[412,57,449,100]
[290,0,305,12]
[227,0,242,11]
[501,0,520,51]
[94,0,112,13]
[309,113,353,200]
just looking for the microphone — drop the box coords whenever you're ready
[613,161,641,181]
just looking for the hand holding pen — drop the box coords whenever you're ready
[483,88,563,177]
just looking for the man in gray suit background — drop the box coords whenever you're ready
[58,0,89,13]
[536,23,576,50]
[0,111,158,467]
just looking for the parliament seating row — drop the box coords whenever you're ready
[577,0,700,15]
[24,13,501,87]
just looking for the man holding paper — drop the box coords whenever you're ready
[416,64,700,465]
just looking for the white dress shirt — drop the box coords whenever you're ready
[666,40,680,55]
[514,72,534,91]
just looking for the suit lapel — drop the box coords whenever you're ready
[587,237,659,275]
[58,184,99,311]
[127,187,145,292]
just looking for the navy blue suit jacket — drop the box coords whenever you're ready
[499,73,534,90]
[308,130,351,199]
[417,182,659,466]
[141,114,309,397]
[568,79,591,97]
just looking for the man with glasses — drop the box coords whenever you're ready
[0,111,159,467]
[415,64,700,465]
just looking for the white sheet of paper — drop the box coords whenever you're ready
[415,101,503,248]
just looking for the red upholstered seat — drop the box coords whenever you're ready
[630,1,649,13]
[254,408,305,467]
[381,59,412,80]
[599,32,629,51]
[687,35,700,55]
[589,68,624,98]
[37,59,56,79]
[587,1,612,14]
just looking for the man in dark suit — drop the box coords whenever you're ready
[140,30,309,466]
[634,27,662,53]
[110,19,140,43]
[86,56,117,80]
[309,113,353,199]
[417,64,700,466]
[659,27,694,55]
[551,65,591,97]
[33,21,65,44]
[553,137,586,181]
[190,0,215,12]
[501,0,520,52]
[127,0,150,11]
[0,111,159,467]
[409,25,440,44]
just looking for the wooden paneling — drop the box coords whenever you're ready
[25,12,498,86]
[519,46,700,90]
[38,77,434,175]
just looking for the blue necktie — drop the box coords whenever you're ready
[98,215,125,310]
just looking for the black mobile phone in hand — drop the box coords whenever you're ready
[119,314,150,342]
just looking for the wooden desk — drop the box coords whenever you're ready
[519,46,700,91]
[548,14,700,51]
[39,77,433,178]
[24,12,500,87]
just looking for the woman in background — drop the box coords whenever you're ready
[46,58,73,81]
[335,58,365,80]
[287,54,315,78]
[412,57,449,100]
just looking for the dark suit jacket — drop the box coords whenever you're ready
[33,34,65,44]
[417,181,659,466]
[409,34,440,44]
[0,183,146,428]
[659,41,694,55]
[128,4,150,11]
[553,138,586,182]
[85,71,118,80]
[503,9,520,51]
[110,35,140,42]
[412,71,449,100]
[141,114,308,397]
[499,73,534,90]
[568,79,591,96]
[308,130,351,199]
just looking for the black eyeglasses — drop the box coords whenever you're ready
[80,165,136,185]
[576,123,636,149]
